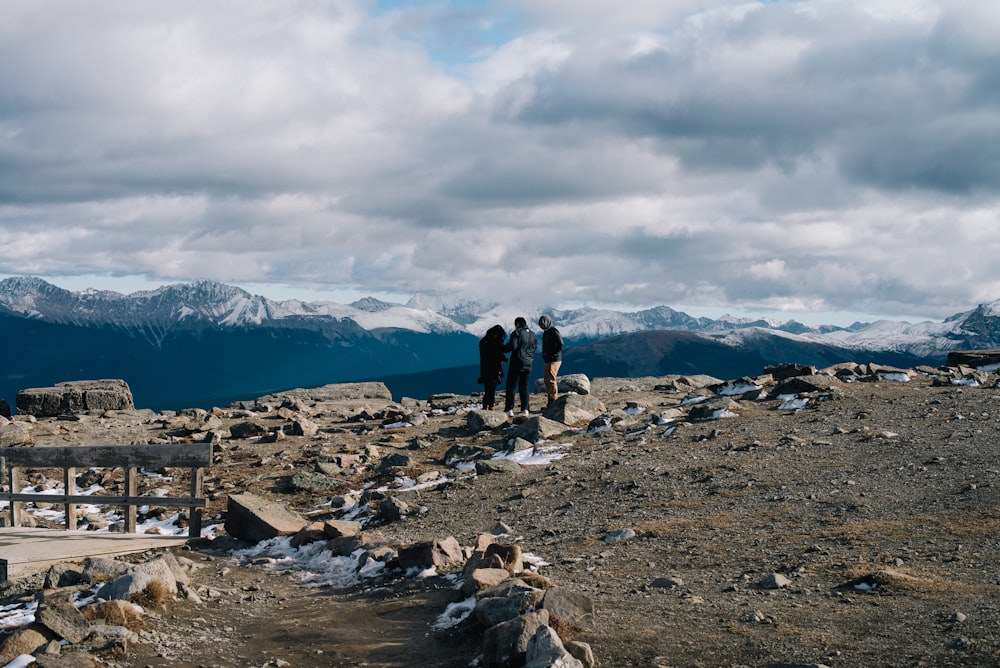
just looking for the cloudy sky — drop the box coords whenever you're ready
[1,0,998,325]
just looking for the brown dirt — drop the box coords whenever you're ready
[6,371,1000,666]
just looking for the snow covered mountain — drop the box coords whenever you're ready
[3,275,1000,410]
[1,276,997,356]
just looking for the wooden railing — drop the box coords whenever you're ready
[0,443,212,539]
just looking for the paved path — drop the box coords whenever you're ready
[0,527,190,581]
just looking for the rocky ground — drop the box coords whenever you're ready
[2,361,1000,667]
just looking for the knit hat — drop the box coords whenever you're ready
[538,315,553,330]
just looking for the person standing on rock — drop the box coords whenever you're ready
[478,324,507,410]
[538,314,564,407]
[503,317,537,416]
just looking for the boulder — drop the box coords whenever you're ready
[541,587,595,631]
[224,493,307,543]
[16,379,134,417]
[475,593,539,628]
[94,571,158,601]
[510,416,567,444]
[542,395,606,426]
[229,421,269,439]
[81,558,133,584]
[476,458,523,476]
[255,382,392,405]
[427,393,469,411]
[397,537,464,571]
[467,410,510,432]
[558,374,591,396]
[462,567,512,597]
[534,373,591,396]
[35,591,92,645]
[481,610,550,668]
[526,624,584,668]
[0,625,58,665]
[0,421,32,446]
[763,363,817,380]
[322,519,362,538]
[771,375,842,396]
[687,396,741,421]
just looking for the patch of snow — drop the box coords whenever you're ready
[682,395,710,406]
[433,595,476,630]
[718,383,760,396]
[0,600,38,630]
[697,409,739,421]
[778,397,809,411]
[234,537,366,588]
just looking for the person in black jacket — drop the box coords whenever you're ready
[502,317,537,416]
[538,314,564,406]
[477,324,506,410]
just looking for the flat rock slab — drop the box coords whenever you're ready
[0,527,189,582]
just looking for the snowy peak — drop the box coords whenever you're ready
[4,276,1000,358]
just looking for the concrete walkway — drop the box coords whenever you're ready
[0,527,191,582]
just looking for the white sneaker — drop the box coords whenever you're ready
[505,409,515,417]
[520,410,530,416]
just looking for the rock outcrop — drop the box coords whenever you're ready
[15,379,134,417]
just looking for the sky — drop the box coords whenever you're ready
[1,0,999,327]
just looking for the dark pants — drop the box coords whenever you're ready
[504,364,531,412]
[483,381,498,410]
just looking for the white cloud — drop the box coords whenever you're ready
[0,0,998,323]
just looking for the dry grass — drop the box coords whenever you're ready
[635,514,737,538]
[82,599,145,631]
[130,579,173,611]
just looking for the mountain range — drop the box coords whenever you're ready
[1,276,995,410]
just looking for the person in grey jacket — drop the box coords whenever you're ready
[538,314,564,406]
[502,317,537,416]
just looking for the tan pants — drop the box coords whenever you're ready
[543,361,562,405]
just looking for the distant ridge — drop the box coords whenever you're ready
[2,276,999,409]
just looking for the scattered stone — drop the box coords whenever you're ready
[476,458,523,475]
[603,528,636,544]
[759,573,792,589]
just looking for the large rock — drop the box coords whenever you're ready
[467,410,510,432]
[481,610,550,668]
[0,625,58,665]
[397,537,464,571]
[16,379,134,417]
[35,591,92,644]
[255,382,393,405]
[224,493,308,543]
[541,587,595,631]
[533,373,592,396]
[526,624,584,668]
[0,421,32,446]
[542,395,606,426]
[510,416,567,444]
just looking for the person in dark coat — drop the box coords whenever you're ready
[477,324,506,410]
[538,314,564,406]
[502,316,538,416]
